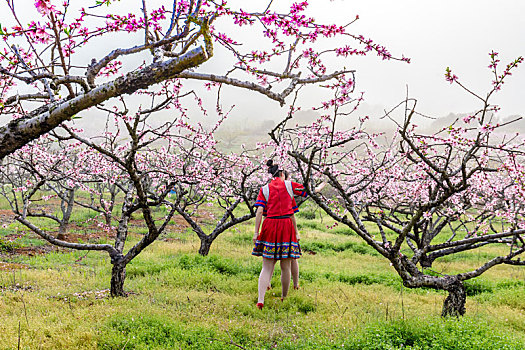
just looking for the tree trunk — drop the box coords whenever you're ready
[110,263,127,297]
[419,253,433,268]
[56,224,67,240]
[441,279,466,317]
[57,188,75,240]
[198,236,213,256]
[104,212,112,226]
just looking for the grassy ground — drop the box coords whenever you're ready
[0,204,524,349]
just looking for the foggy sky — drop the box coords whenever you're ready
[323,0,525,118]
[221,0,525,120]
[4,0,525,132]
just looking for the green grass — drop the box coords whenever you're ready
[0,202,524,349]
[0,237,20,252]
[297,209,317,220]
[0,226,48,248]
[346,318,525,350]
[301,239,378,255]
[70,209,102,226]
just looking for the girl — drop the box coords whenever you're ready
[267,170,301,291]
[252,160,308,309]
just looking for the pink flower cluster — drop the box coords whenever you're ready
[35,0,56,15]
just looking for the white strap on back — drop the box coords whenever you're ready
[284,180,294,200]
[262,181,294,201]
[262,184,270,201]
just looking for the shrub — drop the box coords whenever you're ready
[346,318,525,350]
[337,273,383,285]
[463,278,493,296]
[495,279,525,289]
[178,254,206,271]
[330,226,356,236]
[301,240,378,256]
[226,233,253,245]
[0,238,20,252]
[99,315,235,350]
[297,210,316,220]
[297,221,322,231]
[177,254,258,277]
[296,299,316,314]
[206,255,242,275]
[127,260,173,277]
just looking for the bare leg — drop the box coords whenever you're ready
[267,263,275,290]
[290,215,300,289]
[258,258,276,304]
[291,258,299,289]
[280,258,292,299]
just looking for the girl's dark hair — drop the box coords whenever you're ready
[267,159,282,177]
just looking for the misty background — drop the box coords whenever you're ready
[3,0,525,146]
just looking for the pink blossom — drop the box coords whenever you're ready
[35,0,56,15]
[444,67,458,84]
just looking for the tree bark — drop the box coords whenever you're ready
[198,236,212,256]
[110,263,127,297]
[441,278,466,317]
[104,212,112,227]
[419,253,434,268]
[56,223,68,240]
[104,188,117,226]
[0,47,208,160]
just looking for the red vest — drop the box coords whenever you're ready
[255,178,306,216]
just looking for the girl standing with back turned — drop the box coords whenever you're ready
[252,160,308,309]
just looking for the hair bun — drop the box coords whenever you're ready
[266,159,280,176]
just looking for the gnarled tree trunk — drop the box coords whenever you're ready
[441,278,466,317]
[56,223,68,240]
[198,236,213,256]
[110,262,127,297]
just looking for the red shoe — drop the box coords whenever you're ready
[293,285,300,290]
[256,303,264,310]
[267,284,272,291]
